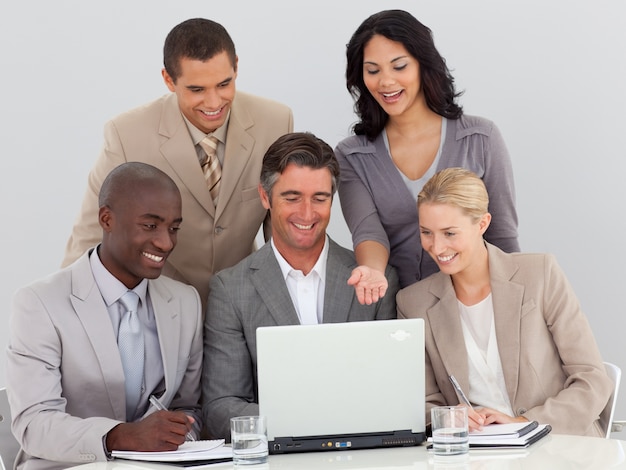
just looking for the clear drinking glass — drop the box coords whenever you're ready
[230,416,269,465]
[431,405,469,455]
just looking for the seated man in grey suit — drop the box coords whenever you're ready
[202,132,400,440]
[7,162,203,469]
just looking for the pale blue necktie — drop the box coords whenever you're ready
[118,290,144,421]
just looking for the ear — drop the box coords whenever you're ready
[162,68,176,92]
[478,212,492,236]
[233,55,239,74]
[99,206,114,233]
[258,183,271,210]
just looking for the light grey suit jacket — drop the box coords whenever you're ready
[6,250,203,468]
[396,243,612,437]
[62,91,293,306]
[202,238,399,440]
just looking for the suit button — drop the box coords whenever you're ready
[215,226,224,234]
[517,408,527,415]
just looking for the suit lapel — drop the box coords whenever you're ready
[70,254,126,421]
[323,239,355,323]
[427,274,472,393]
[158,94,215,217]
[215,95,255,220]
[149,279,180,400]
[250,244,300,326]
[487,244,523,405]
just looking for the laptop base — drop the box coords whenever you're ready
[269,430,425,454]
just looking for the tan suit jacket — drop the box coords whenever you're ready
[62,91,293,305]
[396,243,612,437]
[6,250,203,468]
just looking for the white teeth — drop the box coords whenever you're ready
[202,108,221,116]
[438,254,456,262]
[294,223,313,230]
[143,252,164,262]
[383,90,402,98]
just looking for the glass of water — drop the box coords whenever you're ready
[430,405,469,455]
[230,416,269,465]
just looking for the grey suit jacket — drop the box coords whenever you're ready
[396,243,612,437]
[202,238,399,440]
[6,251,203,468]
[62,91,293,305]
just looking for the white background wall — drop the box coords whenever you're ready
[2,0,625,428]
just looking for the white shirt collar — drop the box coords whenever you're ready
[271,235,329,282]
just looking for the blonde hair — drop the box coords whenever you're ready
[418,167,489,222]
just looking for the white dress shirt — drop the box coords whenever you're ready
[271,236,329,324]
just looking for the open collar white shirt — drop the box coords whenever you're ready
[271,236,329,324]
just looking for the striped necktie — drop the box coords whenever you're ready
[200,135,221,205]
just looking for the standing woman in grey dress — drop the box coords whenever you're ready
[336,9,519,304]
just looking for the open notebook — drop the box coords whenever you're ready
[112,439,232,464]
[257,318,426,454]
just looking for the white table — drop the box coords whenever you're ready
[70,434,626,470]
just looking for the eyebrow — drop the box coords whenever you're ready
[419,225,459,231]
[140,213,183,224]
[185,76,233,90]
[279,190,332,198]
[363,55,408,66]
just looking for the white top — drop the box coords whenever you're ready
[458,294,514,416]
[271,236,329,324]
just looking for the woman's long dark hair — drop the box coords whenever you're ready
[346,10,463,140]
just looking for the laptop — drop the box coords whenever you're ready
[257,318,425,454]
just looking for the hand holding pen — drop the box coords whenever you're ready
[448,375,484,431]
[149,395,196,441]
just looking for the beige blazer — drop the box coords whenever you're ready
[6,250,203,467]
[396,243,612,437]
[62,91,293,305]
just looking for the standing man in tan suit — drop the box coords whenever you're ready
[62,18,293,305]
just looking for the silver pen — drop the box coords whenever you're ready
[149,394,196,441]
[448,375,474,410]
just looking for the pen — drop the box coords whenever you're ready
[448,375,474,410]
[149,394,195,441]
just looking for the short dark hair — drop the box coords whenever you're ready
[99,162,179,209]
[346,9,463,140]
[163,18,237,82]
[260,132,340,199]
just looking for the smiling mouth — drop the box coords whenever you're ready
[293,223,313,230]
[142,252,164,263]
[437,253,457,262]
[201,106,224,116]
[382,90,402,98]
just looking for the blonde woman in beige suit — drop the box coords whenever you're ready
[397,167,612,437]
[62,19,293,306]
